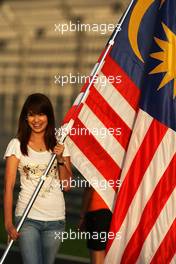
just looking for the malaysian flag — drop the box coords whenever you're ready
[63,0,159,210]
[104,0,176,263]
[63,0,175,262]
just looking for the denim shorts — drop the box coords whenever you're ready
[15,216,65,264]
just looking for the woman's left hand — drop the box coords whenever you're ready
[53,144,64,158]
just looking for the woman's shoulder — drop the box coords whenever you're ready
[9,137,20,145]
[7,138,21,149]
[4,138,22,160]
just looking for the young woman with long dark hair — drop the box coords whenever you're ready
[4,93,72,264]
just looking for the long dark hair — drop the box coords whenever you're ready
[17,93,57,155]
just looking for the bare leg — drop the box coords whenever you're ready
[90,250,106,264]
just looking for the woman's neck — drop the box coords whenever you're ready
[29,132,45,143]
[28,132,47,152]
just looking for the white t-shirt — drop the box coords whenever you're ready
[4,138,70,221]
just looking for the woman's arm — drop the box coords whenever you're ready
[54,144,72,192]
[4,155,20,241]
[58,156,72,192]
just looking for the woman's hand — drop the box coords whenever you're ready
[53,144,65,160]
[6,224,20,242]
[54,144,72,192]
[4,156,19,243]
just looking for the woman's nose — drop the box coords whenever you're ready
[33,115,40,122]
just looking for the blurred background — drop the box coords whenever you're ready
[0,0,128,263]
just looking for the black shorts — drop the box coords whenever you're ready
[85,209,112,251]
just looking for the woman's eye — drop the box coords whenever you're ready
[39,113,45,116]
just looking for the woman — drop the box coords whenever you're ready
[4,93,72,264]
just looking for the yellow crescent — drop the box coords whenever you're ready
[128,0,155,62]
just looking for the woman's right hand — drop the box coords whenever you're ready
[6,224,20,242]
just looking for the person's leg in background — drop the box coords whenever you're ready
[90,250,106,264]
[85,209,112,264]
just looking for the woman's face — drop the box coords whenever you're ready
[27,111,48,134]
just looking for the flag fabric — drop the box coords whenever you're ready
[104,0,176,263]
[63,0,176,262]
[63,0,159,210]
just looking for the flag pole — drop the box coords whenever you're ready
[0,1,135,262]
[76,0,135,106]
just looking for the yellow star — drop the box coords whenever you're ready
[150,23,176,98]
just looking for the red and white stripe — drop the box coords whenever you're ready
[170,253,176,264]
[64,54,140,210]
[104,109,176,263]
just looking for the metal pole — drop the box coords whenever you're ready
[0,1,135,262]
[77,0,135,106]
